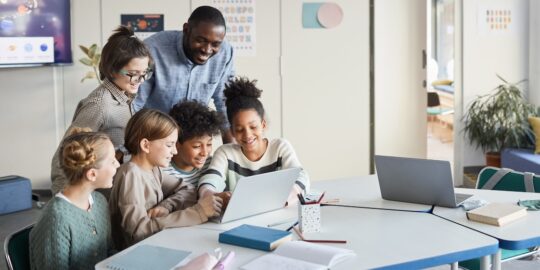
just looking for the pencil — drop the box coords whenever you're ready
[292,226,347,244]
[304,239,348,244]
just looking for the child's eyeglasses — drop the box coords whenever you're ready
[118,69,153,83]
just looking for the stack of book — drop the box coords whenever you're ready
[466,203,527,226]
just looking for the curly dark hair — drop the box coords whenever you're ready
[169,100,225,143]
[223,76,264,124]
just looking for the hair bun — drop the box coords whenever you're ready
[66,126,92,137]
[224,77,262,102]
[61,140,96,171]
[108,25,136,43]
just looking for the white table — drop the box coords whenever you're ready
[96,205,498,270]
[433,188,540,269]
[313,175,433,212]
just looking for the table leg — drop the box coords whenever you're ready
[479,255,490,270]
[491,249,502,270]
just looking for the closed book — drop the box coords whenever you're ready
[106,244,191,270]
[219,224,292,251]
[466,203,527,226]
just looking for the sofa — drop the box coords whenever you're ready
[501,148,540,175]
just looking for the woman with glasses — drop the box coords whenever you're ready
[50,25,154,195]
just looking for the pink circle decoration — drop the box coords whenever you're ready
[317,3,343,29]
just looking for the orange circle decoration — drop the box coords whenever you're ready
[137,20,148,30]
[317,3,343,29]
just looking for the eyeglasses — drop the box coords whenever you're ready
[118,69,153,83]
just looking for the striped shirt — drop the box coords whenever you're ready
[162,157,212,186]
[198,138,310,192]
[50,79,134,194]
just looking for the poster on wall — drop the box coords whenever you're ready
[121,14,164,40]
[477,2,523,36]
[212,0,256,57]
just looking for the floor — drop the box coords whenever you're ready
[427,120,454,167]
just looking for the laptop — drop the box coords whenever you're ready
[374,155,472,208]
[216,167,301,223]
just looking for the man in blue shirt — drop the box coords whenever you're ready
[135,6,234,142]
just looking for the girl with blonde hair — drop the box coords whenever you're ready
[30,128,119,270]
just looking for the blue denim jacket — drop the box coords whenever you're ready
[134,31,235,117]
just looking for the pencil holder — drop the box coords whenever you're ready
[298,203,321,233]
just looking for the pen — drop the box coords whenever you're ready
[316,192,326,204]
[267,218,296,228]
[292,226,347,244]
[306,191,326,205]
[297,193,306,205]
[286,221,299,231]
[212,251,235,270]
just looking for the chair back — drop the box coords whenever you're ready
[427,92,441,107]
[4,224,33,270]
[476,166,540,193]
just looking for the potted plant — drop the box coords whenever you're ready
[79,44,102,85]
[463,75,535,167]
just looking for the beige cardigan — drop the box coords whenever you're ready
[109,162,208,249]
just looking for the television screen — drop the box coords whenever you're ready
[0,0,72,67]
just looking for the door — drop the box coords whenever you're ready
[375,0,428,159]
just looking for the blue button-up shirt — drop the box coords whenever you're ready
[134,31,235,118]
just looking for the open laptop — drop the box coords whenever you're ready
[374,155,472,208]
[215,167,301,223]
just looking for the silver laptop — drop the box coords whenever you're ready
[374,155,472,208]
[216,167,301,223]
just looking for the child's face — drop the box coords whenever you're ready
[112,57,150,95]
[94,140,120,189]
[173,135,213,171]
[231,109,267,154]
[147,129,178,168]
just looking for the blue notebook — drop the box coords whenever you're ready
[219,224,292,251]
[106,244,191,270]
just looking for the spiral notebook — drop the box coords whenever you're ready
[106,244,191,270]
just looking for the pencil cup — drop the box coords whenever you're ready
[298,203,321,233]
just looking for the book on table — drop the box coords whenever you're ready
[218,224,292,251]
[466,202,527,226]
[106,244,191,270]
[241,240,356,270]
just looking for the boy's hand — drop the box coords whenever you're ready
[214,191,232,211]
[147,206,170,218]
[199,193,223,218]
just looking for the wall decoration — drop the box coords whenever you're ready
[477,2,523,36]
[303,2,343,29]
[121,14,164,40]
[212,0,256,57]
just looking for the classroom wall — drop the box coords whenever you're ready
[529,1,540,106]
[460,0,529,167]
[0,0,371,189]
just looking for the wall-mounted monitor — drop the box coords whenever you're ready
[0,0,72,67]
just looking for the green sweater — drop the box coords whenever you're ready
[29,192,112,270]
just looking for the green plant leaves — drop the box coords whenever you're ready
[81,71,97,83]
[78,43,102,84]
[79,57,93,66]
[463,75,536,153]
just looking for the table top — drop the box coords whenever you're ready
[96,205,498,270]
[433,188,540,250]
[312,175,433,212]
